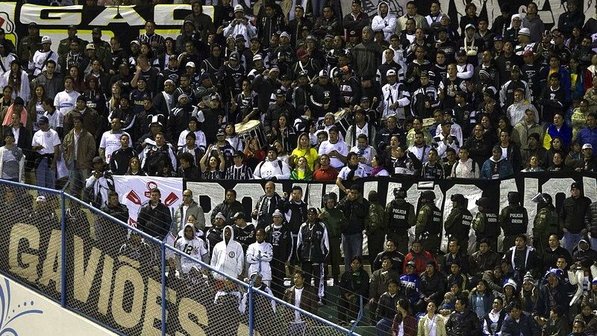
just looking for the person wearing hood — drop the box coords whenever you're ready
[246,228,273,286]
[172,222,208,275]
[572,238,597,268]
[210,225,244,280]
[184,1,215,44]
[371,1,396,42]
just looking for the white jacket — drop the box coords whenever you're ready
[245,241,273,281]
[379,82,410,120]
[210,225,244,280]
[371,3,397,41]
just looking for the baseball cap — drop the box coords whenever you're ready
[86,44,95,50]
[36,195,47,202]
[272,209,283,217]
[280,31,290,39]
[275,88,285,97]
[232,212,245,220]
[234,5,244,12]
[41,36,52,44]
[215,212,226,220]
[229,52,239,61]
[386,69,396,76]
[518,27,531,36]
[465,23,476,30]
[38,116,49,124]
[252,54,262,62]
[406,261,415,267]
[582,143,593,150]
[216,128,225,136]
[186,61,196,68]
[318,70,328,77]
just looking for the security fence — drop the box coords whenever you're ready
[0,179,355,336]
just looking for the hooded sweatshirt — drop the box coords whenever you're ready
[371,1,397,41]
[210,225,244,280]
[175,223,208,274]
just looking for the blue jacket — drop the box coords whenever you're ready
[481,158,514,179]
[544,123,573,150]
[577,126,597,155]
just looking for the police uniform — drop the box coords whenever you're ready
[532,204,559,255]
[415,191,443,253]
[473,198,500,250]
[385,190,415,254]
[444,203,473,249]
[499,204,528,251]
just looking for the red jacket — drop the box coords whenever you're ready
[403,250,436,274]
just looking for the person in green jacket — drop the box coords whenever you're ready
[366,190,388,264]
[319,192,345,283]
[415,190,442,254]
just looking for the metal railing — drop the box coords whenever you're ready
[0,179,357,336]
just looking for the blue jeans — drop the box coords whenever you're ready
[376,317,393,336]
[564,232,582,254]
[342,232,362,271]
[36,157,55,189]
[68,161,89,198]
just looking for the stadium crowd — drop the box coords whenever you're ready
[0,0,596,334]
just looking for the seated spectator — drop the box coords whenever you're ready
[290,156,312,181]
[480,145,514,179]
[253,145,290,180]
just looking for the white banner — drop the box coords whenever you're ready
[113,176,183,227]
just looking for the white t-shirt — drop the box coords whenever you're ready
[32,129,61,155]
[99,130,132,162]
[318,140,349,169]
[54,90,80,117]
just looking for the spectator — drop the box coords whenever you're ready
[136,188,172,241]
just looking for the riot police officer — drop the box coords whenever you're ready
[473,197,499,250]
[415,190,443,253]
[499,191,528,252]
[444,194,473,250]
[532,193,559,256]
[385,187,415,254]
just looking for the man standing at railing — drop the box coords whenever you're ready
[31,116,61,189]
[283,270,318,334]
[137,188,172,241]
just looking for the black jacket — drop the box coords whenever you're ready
[446,308,481,336]
[137,202,172,240]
